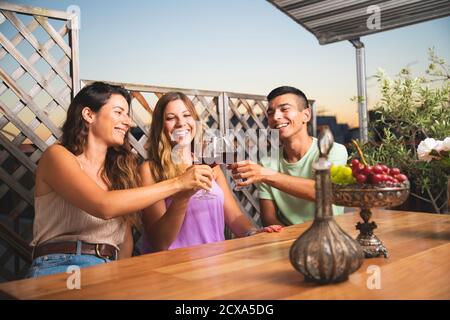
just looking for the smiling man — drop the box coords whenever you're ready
[230,86,347,226]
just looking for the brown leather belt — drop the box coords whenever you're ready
[32,241,118,260]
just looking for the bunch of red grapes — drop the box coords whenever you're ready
[350,159,408,185]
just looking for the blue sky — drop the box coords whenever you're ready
[4,0,450,127]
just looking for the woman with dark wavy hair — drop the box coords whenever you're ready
[139,92,282,253]
[28,82,213,278]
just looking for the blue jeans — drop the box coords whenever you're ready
[27,241,111,278]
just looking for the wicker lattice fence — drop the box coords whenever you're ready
[0,2,79,281]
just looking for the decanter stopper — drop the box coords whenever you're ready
[289,128,364,284]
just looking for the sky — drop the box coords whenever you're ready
[2,0,450,128]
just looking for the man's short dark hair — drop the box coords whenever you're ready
[267,86,309,109]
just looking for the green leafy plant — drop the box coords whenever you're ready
[353,49,450,213]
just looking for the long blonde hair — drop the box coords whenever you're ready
[147,92,200,182]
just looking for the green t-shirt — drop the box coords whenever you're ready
[257,137,348,225]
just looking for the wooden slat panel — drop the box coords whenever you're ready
[128,112,148,140]
[82,79,222,97]
[9,198,30,221]
[43,75,71,114]
[0,1,73,20]
[34,16,71,58]
[131,91,153,115]
[225,91,266,101]
[0,149,10,167]
[10,131,27,148]
[0,116,9,127]
[128,133,147,159]
[1,154,36,207]
[0,23,69,98]
[44,134,57,146]
[0,67,62,139]
[0,12,39,60]
[0,166,33,205]
[29,148,42,163]
[0,222,31,263]
[68,16,79,96]
[239,98,266,128]
[0,33,69,111]
[0,100,48,152]
[239,187,260,212]
[196,95,219,123]
[0,133,36,173]
[227,99,251,130]
[0,4,78,283]
[255,100,268,117]
[218,92,227,134]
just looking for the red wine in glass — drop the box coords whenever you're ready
[199,156,221,168]
[197,152,237,167]
[223,151,238,165]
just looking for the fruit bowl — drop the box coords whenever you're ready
[333,183,410,208]
[332,182,410,258]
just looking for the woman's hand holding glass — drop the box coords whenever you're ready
[177,164,214,194]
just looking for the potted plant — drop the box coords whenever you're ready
[354,49,450,213]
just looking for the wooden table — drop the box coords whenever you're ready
[1,210,449,300]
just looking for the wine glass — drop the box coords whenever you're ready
[192,135,220,200]
[227,133,253,191]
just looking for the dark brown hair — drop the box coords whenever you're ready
[267,86,309,110]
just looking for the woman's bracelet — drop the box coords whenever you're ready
[244,228,260,237]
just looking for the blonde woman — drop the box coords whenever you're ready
[139,92,282,252]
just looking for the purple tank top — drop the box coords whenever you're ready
[141,180,225,253]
